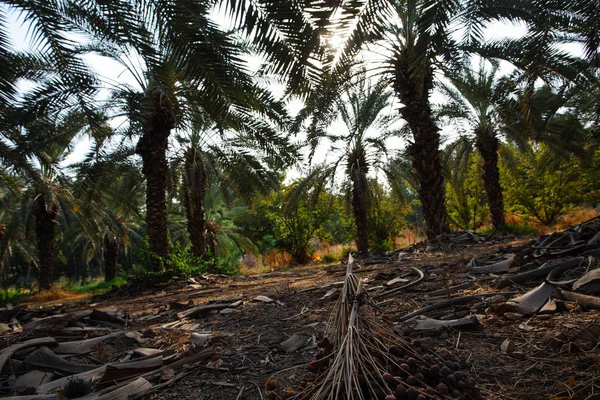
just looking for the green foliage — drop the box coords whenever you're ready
[500,144,600,226]
[242,181,348,264]
[322,253,338,263]
[0,288,26,306]
[445,149,490,230]
[368,181,408,252]
[130,240,216,281]
[481,223,538,236]
[65,278,128,294]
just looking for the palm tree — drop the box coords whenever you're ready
[305,0,594,238]
[74,157,145,281]
[302,0,475,238]
[0,111,90,290]
[3,0,323,272]
[170,107,294,258]
[438,60,510,229]
[294,71,401,253]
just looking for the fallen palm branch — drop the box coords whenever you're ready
[496,257,585,289]
[267,255,484,399]
[375,267,425,298]
[468,256,514,274]
[397,292,518,322]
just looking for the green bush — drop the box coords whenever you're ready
[130,240,217,280]
[322,253,337,263]
[0,288,26,306]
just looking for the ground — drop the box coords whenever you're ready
[4,233,600,399]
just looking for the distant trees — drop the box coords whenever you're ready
[0,0,599,290]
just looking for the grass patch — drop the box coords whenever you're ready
[66,277,128,294]
[0,288,28,306]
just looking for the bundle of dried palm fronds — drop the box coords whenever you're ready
[268,255,483,400]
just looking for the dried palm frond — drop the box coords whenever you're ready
[268,254,482,400]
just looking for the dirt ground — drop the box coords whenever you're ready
[66,234,597,400]
[4,233,599,400]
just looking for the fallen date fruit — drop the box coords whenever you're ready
[428,365,440,377]
[407,357,417,368]
[452,389,461,398]
[400,363,411,375]
[389,345,404,358]
[447,374,457,387]
[440,366,453,377]
[436,383,449,395]
[395,385,406,398]
[266,380,277,391]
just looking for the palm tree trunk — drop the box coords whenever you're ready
[475,128,505,229]
[183,147,208,258]
[104,235,119,281]
[136,92,174,272]
[0,224,5,287]
[35,196,58,291]
[394,55,449,238]
[350,173,370,253]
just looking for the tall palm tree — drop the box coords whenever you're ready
[293,71,401,253]
[0,109,94,289]
[3,1,323,272]
[304,0,591,238]
[170,108,294,258]
[438,60,511,229]
[301,0,475,238]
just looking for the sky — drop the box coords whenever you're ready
[2,3,555,184]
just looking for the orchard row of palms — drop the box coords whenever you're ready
[0,0,598,289]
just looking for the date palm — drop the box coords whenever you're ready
[172,111,291,258]
[2,0,323,272]
[0,107,97,289]
[294,71,401,253]
[306,0,476,238]
[438,60,510,229]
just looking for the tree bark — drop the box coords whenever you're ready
[475,126,505,229]
[350,171,370,254]
[183,147,208,258]
[35,196,58,291]
[0,224,5,287]
[103,235,119,281]
[393,52,449,238]
[136,91,174,272]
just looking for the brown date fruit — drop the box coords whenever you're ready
[428,365,440,377]
[436,383,449,395]
[447,374,457,387]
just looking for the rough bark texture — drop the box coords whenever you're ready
[0,224,5,287]
[35,196,59,291]
[348,149,370,253]
[475,126,505,229]
[393,52,450,238]
[136,92,175,271]
[104,235,119,281]
[183,147,208,258]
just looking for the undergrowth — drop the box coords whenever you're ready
[66,277,128,293]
